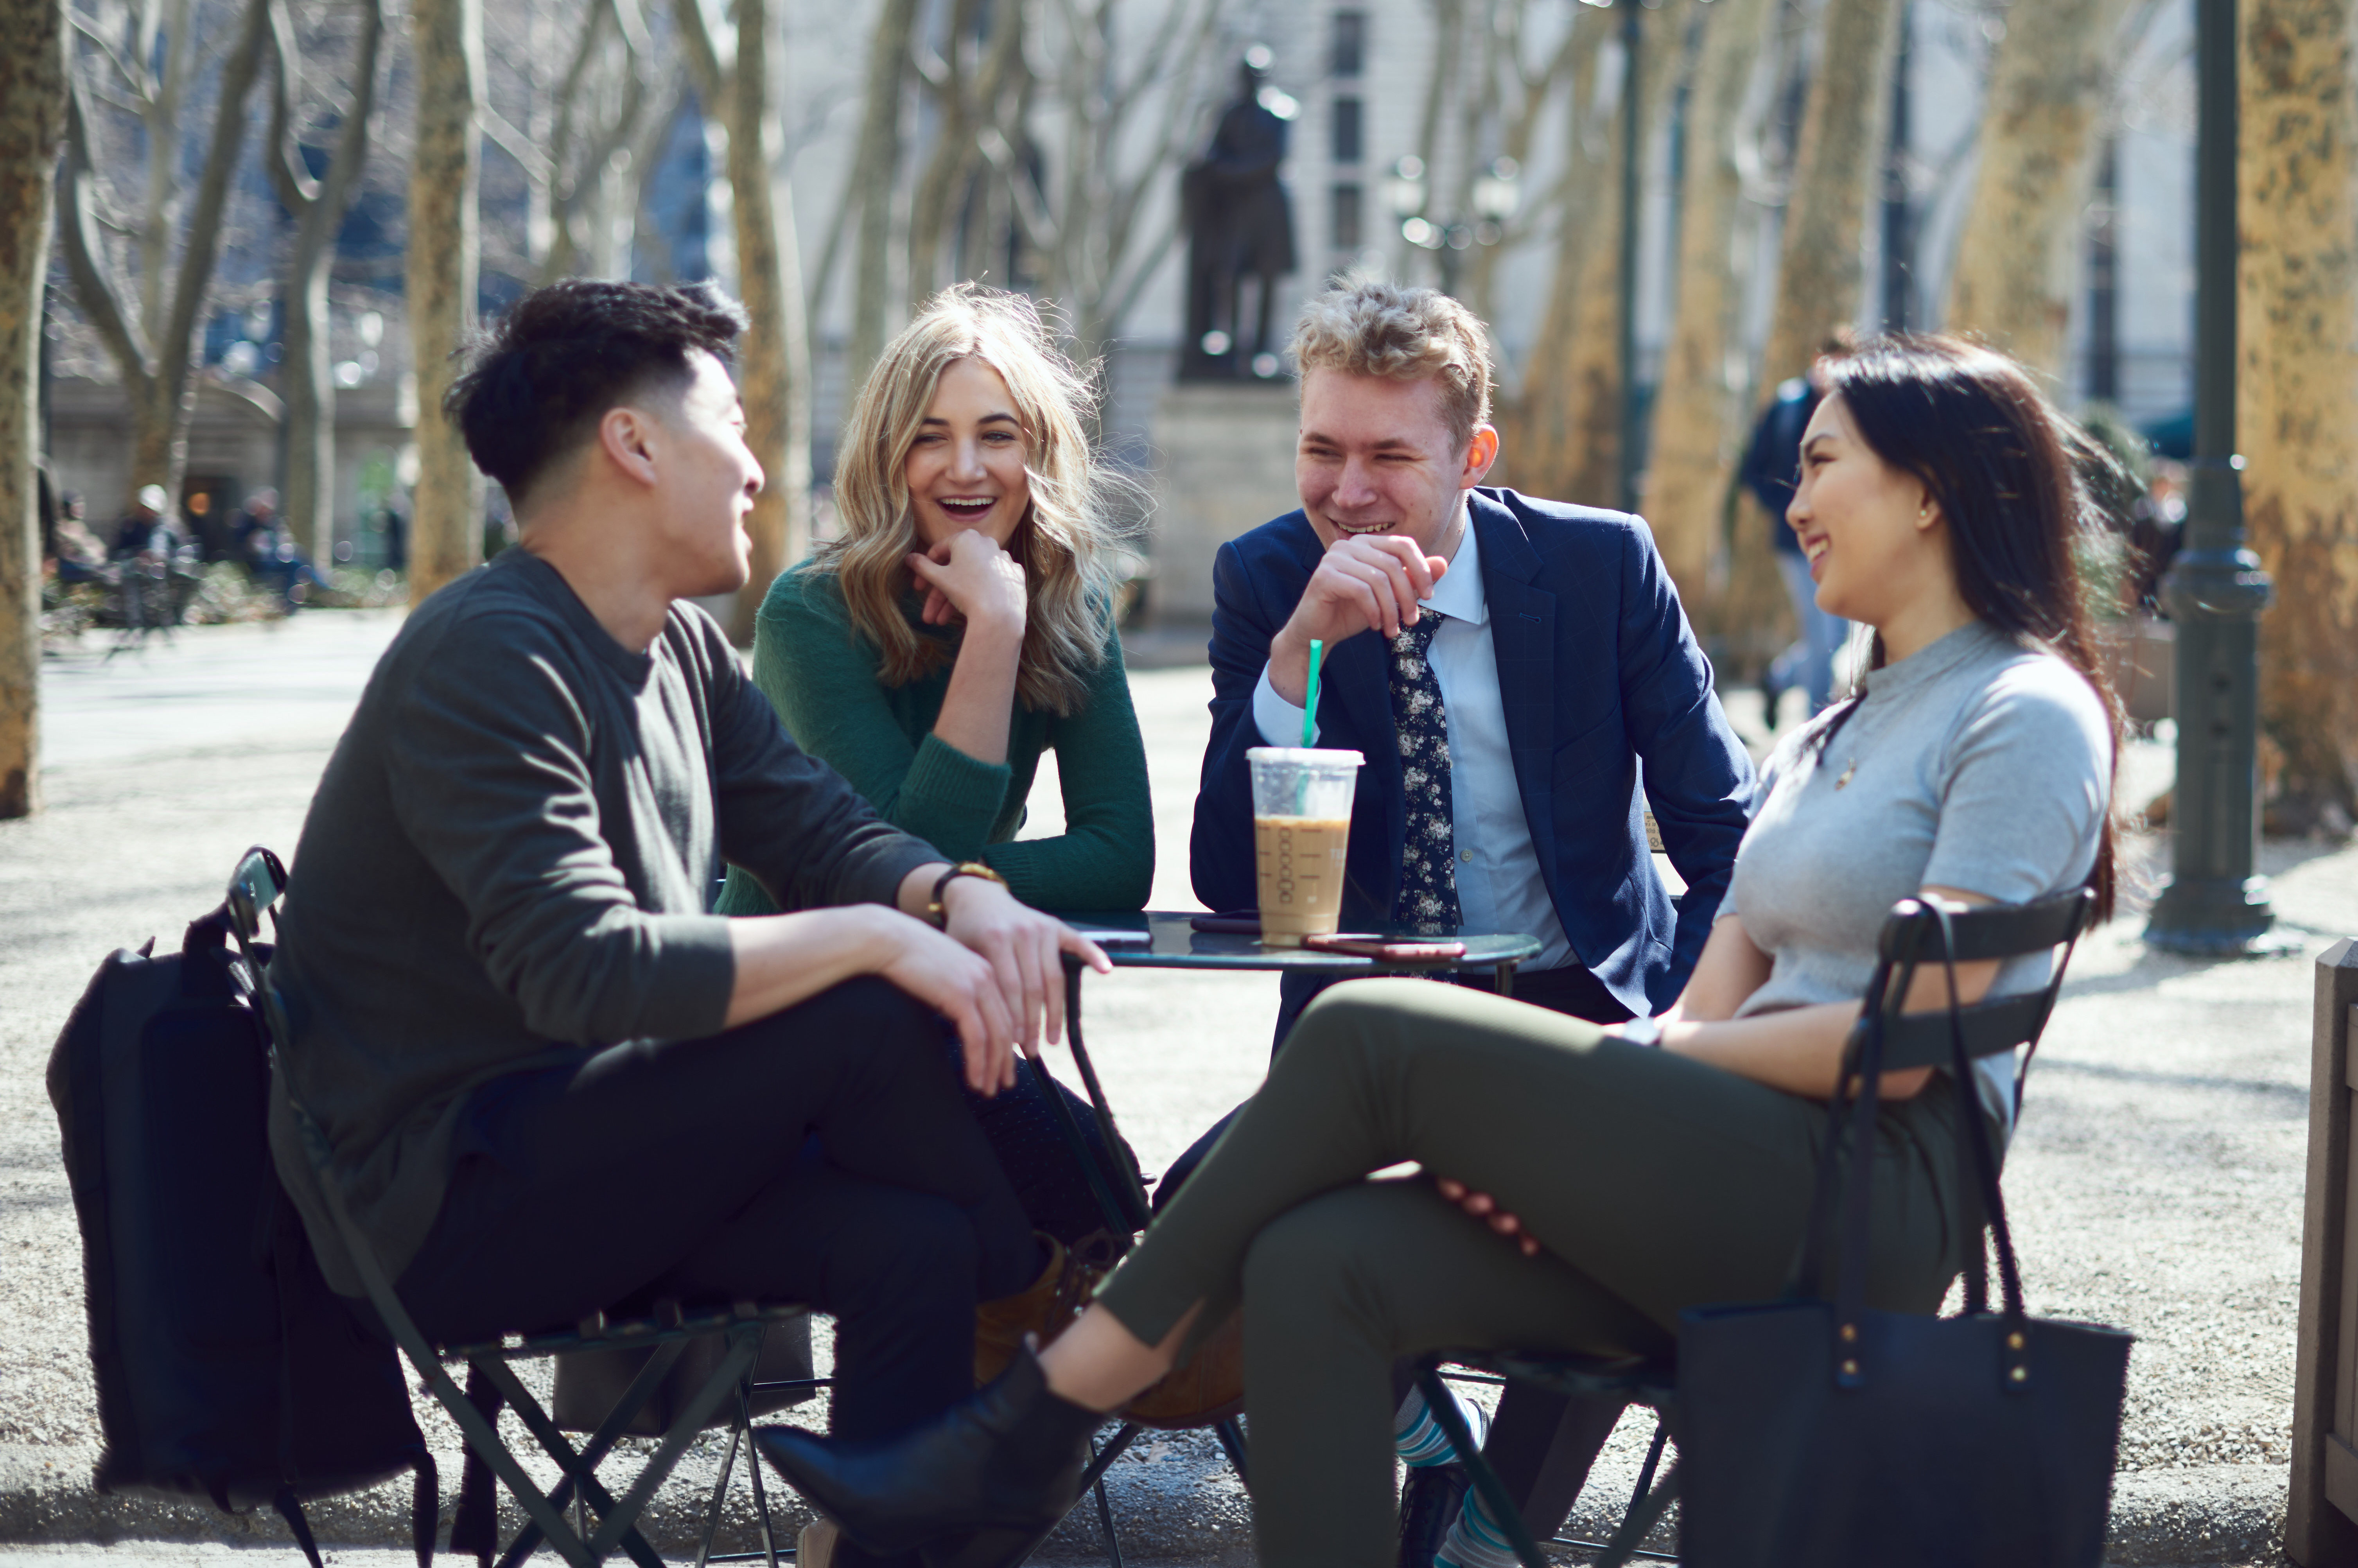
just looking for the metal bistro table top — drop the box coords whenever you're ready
[1051,910,1543,975]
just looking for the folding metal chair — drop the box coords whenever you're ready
[1420,888,2100,1568]
[224,847,813,1568]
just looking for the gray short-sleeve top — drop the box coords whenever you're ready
[1721,620,2112,1130]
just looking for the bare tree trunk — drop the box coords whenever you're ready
[1721,0,1900,677]
[1461,3,1585,326]
[2241,0,2358,831]
[1757,0,1900,389]
[906,0,1024,304]
[0,0,64,819]
[272,0,387,567]
[56,0,271,510]
[1499,14,1608,493]
[723,0,812,642]
[841,0,917,394]
[407,0,485,600]
[1509,7,1672,508]
[1644,0,1776,601]
[1941,0,2137,379]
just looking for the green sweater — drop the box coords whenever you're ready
[716,562,1154,914]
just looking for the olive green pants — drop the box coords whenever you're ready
[1094,978,1976,1568]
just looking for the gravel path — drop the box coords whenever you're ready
[0,610,2346,1565]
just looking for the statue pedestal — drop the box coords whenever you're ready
[1147,382,1300,622]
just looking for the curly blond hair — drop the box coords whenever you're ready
[816,285,1138,716]
[1289,273,1495,451]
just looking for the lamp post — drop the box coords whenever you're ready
[1615,0,1646,516]
[1385,155,1520,298]
[2144,0,2278,955]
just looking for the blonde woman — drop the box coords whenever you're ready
[717,286,1151,922]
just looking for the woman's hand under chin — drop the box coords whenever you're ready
[908,529,1029,637]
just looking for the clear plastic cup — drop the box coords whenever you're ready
[1246,746,1364,946]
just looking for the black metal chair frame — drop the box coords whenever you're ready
[1418,889,2098,1568]
[225,847,817,1568]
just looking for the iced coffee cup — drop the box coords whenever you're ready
[1247,746,1364,947]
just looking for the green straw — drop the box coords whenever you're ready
[1302,639,1324,748]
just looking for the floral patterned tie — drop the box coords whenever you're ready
[1387,615,1462,935]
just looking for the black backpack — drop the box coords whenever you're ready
[47,893,435,1567]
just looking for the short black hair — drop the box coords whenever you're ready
[444,279,750,505]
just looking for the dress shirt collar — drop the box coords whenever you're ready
[1421,506,1487,627]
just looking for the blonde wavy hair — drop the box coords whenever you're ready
[1290,273,1495,452]
[815,285,1136,716]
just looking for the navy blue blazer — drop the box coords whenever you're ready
[1189,487,1755,1015]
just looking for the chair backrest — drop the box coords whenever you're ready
[1846,888,2098,1078]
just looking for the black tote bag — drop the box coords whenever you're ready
[1674,908,2132,1568]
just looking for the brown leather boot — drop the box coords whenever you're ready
[1120,1308,1244,1430]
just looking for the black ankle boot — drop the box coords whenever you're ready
[753,1343,1102,1554]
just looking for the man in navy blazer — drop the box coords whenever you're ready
[1192,287,1753,1042]
[1176,278,1754,1568]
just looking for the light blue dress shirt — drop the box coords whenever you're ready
[1252,522,1577,970]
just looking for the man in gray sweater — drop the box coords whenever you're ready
[265,282,1106,1537]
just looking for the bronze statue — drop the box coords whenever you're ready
[1179,48,1297,382]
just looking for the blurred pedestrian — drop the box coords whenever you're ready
[236,488,327,610]
[109,484,178,560]
[1738,351,1855,719]
[49,491,104,585]
[381,502,408,575]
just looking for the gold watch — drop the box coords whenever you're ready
[927,861,1008,927]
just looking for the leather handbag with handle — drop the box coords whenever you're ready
[1674,901,2133,1568]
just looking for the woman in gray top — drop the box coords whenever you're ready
[753,336,2125,1566]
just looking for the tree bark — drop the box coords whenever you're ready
[841,0,917,395]
[406,0,485,601]
[1643,0,1777,602]
[1757,0,1901,389]
[56,0,271,510]
[1508,6,1672,508]
[1941,0,2137,379]
[1498,13,1609,495]
[2241,0,2358,831]
[723,0,811,643]
[0,0,65,819]
[273,0,386,567]
[1720,0,1902,678]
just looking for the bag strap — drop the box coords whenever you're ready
[1926,905,2033,1387]
[1787,954,1894,1302]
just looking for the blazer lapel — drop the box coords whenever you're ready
[1473,494,1561,872]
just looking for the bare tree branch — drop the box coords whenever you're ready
[262,0,318,211]
[479,102,554,183]
[57,70,151,387]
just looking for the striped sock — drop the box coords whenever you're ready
[1393,1383,1491,1468]
[1435,1487,1523,1568]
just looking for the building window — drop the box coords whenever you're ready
[1332,183,1364,251]
[1332,10,1365,79]
[1332,97,1363,165]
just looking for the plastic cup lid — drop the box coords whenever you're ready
[1247,747,1365,767]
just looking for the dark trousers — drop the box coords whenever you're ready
[1099,979,1969,1565]
[391,976,1040,1444]
[1195,962,1633,1536]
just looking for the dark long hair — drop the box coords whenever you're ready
[1811,333,2125,919]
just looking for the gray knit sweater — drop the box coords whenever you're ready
[266,549,942,1295]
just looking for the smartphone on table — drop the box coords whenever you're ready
[1302,933,1467,962]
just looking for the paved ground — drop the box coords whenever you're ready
[0,608,2349,1566]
